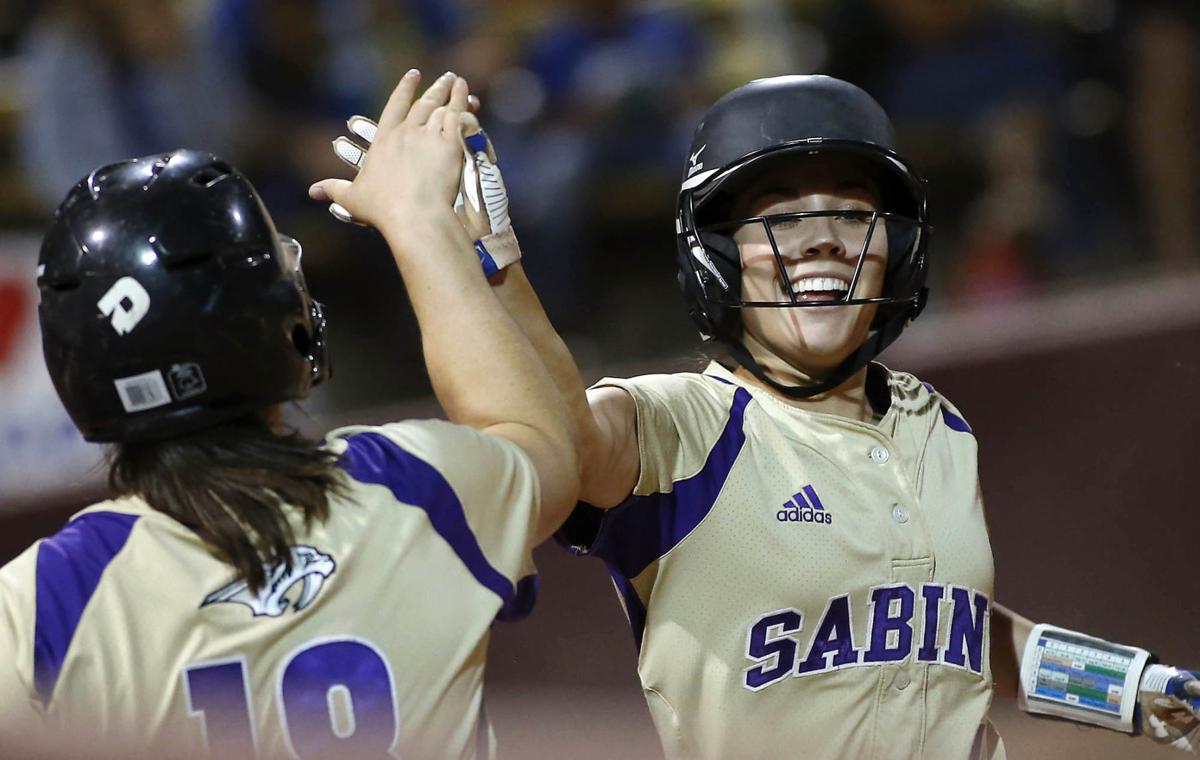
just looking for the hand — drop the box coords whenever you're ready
[1141,665,1200,752]
[308,70,470,235]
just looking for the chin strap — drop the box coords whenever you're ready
[720,308,910,398]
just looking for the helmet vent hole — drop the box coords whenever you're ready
[291,325,311,357]
[191,162,233,188]
[44,278,81,292]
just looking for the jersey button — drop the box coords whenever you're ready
[870,446,890,464]
[894,670,912,690]
[891,504,910,524]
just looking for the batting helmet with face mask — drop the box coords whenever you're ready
[676,75,930,398]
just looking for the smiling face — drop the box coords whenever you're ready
[730,155,889,378]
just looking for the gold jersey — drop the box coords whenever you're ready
[559,362,1002,760]
[0,420,541,759]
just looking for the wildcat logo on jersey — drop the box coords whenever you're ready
[201,545,336,617]
[777,484,831,524]
[742,584,989,691]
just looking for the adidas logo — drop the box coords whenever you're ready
[777,484,832,524]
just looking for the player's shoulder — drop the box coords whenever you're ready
[27,497,155,563]
[0,496,153,634]
[325,418,464,456]
[324,419,533,490]
[882,365,974,436]
[594,362,738,409]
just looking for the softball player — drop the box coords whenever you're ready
[0,71,577,758]
[402,75,1200,758]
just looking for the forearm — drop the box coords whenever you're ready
[996,606,1200,747]
[487,262,640,507]
[378,209,570,450]
[488,264,590,435]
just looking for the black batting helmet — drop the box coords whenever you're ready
[38,149,330,443]
[676,74,931,398]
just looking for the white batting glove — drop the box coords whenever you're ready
[1140,665,1200,752]
[329,113,520,276]
[455,113,519,277]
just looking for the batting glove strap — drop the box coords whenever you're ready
[475,226,520,278]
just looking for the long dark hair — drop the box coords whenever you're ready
[108,414,345,591]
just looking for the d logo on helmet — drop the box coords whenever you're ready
[97,276,151,336]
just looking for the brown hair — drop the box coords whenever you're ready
[108,415,345,591]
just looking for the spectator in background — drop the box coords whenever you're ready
[824,0,1075,304]
[467,0,706,332]
[19,0,244,209]
[209,0,448,412]
[1125,0,1200,272]
[210,0,381,223]
[0,0,36,57]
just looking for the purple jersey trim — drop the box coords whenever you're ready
[607,565,648,650]
[33,511,140,704]
[587,387,751,580]
[496,574,539,622]
[922,383,974,435]
[338,432,527,611]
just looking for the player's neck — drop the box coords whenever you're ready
[732,363,877,422]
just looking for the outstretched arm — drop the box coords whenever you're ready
[992,601,1200,752]
[451,114,641,515]
[488,264,640,509]
[308,71,578,537]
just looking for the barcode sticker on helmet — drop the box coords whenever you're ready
[114,370,172,413]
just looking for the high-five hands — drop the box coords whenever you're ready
[315,71,522,277]
[308,70,469,242]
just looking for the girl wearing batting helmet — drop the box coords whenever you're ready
[460,74,1200,759]
[0,72,579,759]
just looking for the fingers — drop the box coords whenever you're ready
[467,94,481,113]
[329,202,360,225]
[459,111,482,136]
[308,179,352,203]
[407,71,457,126]
[457,162,489,238]
[377,69,422,131]
[441,104,460,138]
[449,75,470,114]
[458,113,498,164]
[332,136,366,170]
[310,179,362,225]
[1186,679,1200,698]
[347,115,378,145]
[426,105,447,132]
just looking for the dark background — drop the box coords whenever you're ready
[2,0,1199,757]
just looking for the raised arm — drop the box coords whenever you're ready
[488,264,640,509]
[308,71,577,537]
[444,111,640,514]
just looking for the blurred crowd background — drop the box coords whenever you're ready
[2,0,1197,412]
[1,4,1198,757]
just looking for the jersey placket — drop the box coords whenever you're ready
[836,420,936,760]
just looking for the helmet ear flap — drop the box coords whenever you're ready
[676,210,746,341]
[870,217,929,329]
